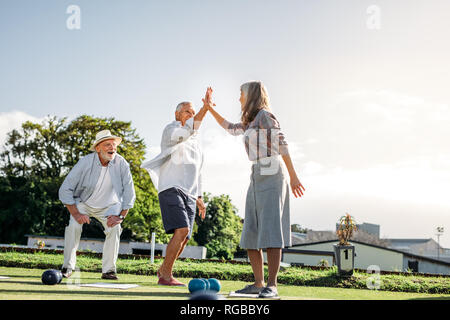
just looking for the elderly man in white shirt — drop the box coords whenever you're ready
[59,130,136,280]
[142,88,211,286]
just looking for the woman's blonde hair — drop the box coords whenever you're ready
[240,81,271,126]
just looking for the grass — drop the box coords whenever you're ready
[0,249,449,299]
[0,266,449,300]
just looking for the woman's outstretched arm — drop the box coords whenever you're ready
[208,104,245,136]
[207,104,225,128]
[204,89,245,136]
[281,153,306,198]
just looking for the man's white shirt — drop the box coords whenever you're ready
[142,117,203,199]
[85,166,120,209]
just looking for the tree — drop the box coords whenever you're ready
[0,115,168,244]
[0,116,67,179]
[194,193,243,259]
[291,224,309,233]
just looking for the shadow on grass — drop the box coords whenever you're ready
[1,279,159,287]
[0,280,45,286]
[0,288,189,299]
[408,296,450,300]
[0,274,43,279]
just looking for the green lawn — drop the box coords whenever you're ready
[1,249,449,295]
[0,266,449,300]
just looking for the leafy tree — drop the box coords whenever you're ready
[0,116,67,179]
[291,224,309,233]
[0,115,168,244]
[194,193,243,259]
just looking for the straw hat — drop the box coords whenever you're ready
[90,130,122,151]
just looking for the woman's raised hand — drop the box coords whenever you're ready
[202,86,215,109]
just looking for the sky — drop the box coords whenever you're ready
[1,0,449,248]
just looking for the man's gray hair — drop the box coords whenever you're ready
[175,101,192,112]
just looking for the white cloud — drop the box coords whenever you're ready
[200,127,249,167]
[334,89,450,132]
[0,111,43,148]
[300,161,324,175]
[309,161,450,207]
[305,89,450,171]
[304,138,319,145]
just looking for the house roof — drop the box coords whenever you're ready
[290,239,450,267]
[385,238,433,244]
[357,223,380,227]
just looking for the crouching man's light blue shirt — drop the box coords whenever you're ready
[59,152,136,211]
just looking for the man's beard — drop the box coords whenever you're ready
[100,150,116,162]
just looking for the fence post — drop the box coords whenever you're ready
[151,232,155,264]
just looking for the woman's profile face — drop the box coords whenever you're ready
[239,89,247,110]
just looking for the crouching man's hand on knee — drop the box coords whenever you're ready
[65,204,90,225]
[106,215,123,228]
[107,209,127,228]
[75,213,90,225]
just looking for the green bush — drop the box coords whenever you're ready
[194,193,242,259]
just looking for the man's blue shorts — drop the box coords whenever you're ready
[158,187,196,239]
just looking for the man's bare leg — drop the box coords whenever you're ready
[176,238,189,260]
[158,227,189,280]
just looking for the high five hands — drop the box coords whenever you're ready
[202,87,215,110]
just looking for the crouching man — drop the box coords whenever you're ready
[58,130,136,280]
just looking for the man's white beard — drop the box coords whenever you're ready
[101,151,116,162]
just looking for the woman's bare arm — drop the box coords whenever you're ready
[282,153,306,198]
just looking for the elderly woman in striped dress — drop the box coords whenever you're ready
[205,81,305,298]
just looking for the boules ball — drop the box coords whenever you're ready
[188,278,206,293]
[207,278,221,292]
[41,269,63,285]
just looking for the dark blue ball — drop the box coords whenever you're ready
[188,278,206,293]
[208,278,221,292]
[41,269,62,285]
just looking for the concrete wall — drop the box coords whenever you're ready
[282,252,334,267]
[27,236,110,253]
[26,235,207,259]
[129,241,207,259]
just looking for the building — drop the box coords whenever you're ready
[276,239,450,275]
[291,232,307,245]
[356,223,380,238]
[25,234,206,259]
[385,238,450,263]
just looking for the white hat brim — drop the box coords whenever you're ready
[90,136,122,151]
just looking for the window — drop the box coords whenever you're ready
[408,260,419,273]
